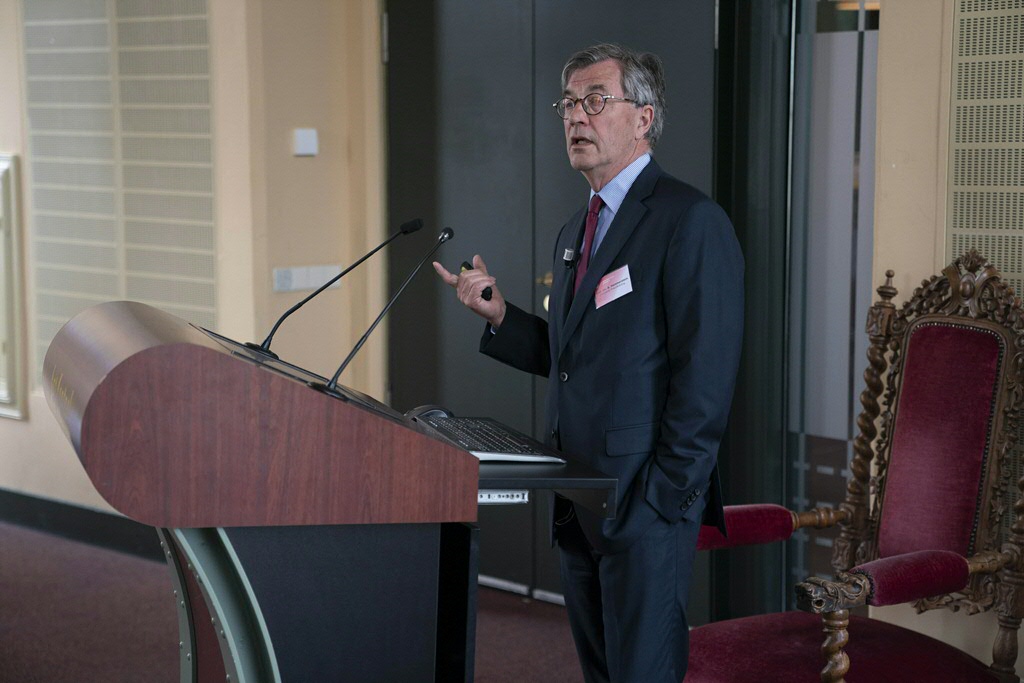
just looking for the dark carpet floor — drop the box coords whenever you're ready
[0,521,582,682]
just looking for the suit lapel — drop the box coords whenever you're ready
[557,210,587,327]
[557,161,662,359]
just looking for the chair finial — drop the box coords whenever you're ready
[877,270,897,303]
[866,271,898,339]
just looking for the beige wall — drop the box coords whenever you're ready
[0,0,385,510]
[870,0,1017,672]
[245,0,387,391]
[872,0,953,290]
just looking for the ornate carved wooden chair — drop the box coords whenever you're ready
[687,251,1024,683]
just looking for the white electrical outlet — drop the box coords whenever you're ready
[273,265,343,292]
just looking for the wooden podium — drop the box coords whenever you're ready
[43,301,482,682]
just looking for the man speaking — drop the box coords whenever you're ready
[434,43,743,682]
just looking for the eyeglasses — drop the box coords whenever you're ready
[553,93,636,119]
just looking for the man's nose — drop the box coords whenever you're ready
[567,102,589,125]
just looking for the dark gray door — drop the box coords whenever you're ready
[386,0,717,617]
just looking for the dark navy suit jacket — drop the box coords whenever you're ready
[481,160,743,554]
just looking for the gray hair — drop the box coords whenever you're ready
[560,43,666,148]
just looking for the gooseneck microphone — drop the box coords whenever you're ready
[248,218,424,358]
[321,228,454,392]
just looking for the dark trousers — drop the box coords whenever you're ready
[556,508,701,683]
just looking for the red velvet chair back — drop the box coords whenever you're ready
[875,321,1005,558]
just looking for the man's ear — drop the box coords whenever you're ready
[636,104,654,140]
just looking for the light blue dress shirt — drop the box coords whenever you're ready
[587,152,651,258]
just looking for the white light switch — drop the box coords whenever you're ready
[293,128,318,156]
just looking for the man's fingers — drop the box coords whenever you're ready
[432,261,459,287]
[473,254,488,274]
[475,276,497,298]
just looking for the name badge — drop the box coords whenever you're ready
[594,265,633,309]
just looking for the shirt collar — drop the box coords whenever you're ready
[590,153,651,214]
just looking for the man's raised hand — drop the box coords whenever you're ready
[432,254,506,328]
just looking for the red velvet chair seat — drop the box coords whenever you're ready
[687,611,998,682]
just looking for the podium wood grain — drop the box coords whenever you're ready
[43,301,478,528]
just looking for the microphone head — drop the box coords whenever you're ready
[399,218,424,235]
[439,227,454,242]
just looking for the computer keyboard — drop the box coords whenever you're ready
[421,416,565,463]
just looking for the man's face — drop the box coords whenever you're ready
[563,59,652,190]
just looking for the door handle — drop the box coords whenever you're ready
[536,271,553,312]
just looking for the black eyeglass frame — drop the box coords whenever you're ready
[553,93,637,119]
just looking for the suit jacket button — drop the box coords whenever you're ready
[559,371,569,382]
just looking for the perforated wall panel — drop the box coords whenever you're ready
[948,1,1024,277]
[21,0,216,379]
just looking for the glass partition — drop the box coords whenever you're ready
[0,155,25,419]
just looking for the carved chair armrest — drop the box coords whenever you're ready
[697,504,847,552]
[795,549,1013,683]
[792,506,849,531]
[795,572,872,613]
[966,548,1015,576]
[796,550,975,612]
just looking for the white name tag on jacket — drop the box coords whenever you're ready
[594,265,633,309]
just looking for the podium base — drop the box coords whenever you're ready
[159,523,479,682]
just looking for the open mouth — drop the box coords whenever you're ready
[570,136,593,147]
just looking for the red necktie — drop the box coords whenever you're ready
[574,194,603,294]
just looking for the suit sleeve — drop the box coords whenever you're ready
[643,198,744,523]
[479,301,551,378]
